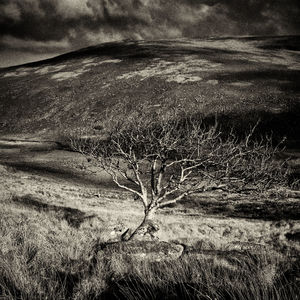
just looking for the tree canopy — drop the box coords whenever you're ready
[70,110,290,240]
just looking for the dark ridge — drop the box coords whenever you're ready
[0,41,156,70]
[229,201,300,221]
[257,36,300,51]
[179,196,300,221]
[193,101,300,148]
[1,35,299,72]
[3,161,115,188]
[211,69,300,91]
[1,38,255,71]
[208,35,300,42]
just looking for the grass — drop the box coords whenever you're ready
[0,194,299,300]
[104,253,299,300]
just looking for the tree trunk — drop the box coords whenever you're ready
[123,206,159,241]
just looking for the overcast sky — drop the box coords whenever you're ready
[0,0,299,67]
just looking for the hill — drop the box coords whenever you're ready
[0,36,299,145]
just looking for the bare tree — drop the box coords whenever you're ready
[69,112,289,241]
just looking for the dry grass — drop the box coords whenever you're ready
[106,252,299,300]
[0,194,299,300]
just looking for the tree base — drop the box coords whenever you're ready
[122,220,160,241]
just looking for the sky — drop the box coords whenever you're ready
[0,0,299,67]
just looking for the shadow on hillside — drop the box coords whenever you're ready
[256,36,300,51]
[212,69,300,93]
[12,40,243,70]
[3,161,116,188]
[12,194,95,228]
[179,197,300,221]
[1,36,297,71]
[197,101,300,149]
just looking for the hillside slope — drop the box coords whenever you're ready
[0,36,299,143]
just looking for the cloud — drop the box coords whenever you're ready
[54,0,94,19]
[1,0,299,42]
[218,0,300,36]
[0,2,21,21]
[0,35,70,53]
[0,0,299,66]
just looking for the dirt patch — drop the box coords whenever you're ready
[2,160,111,187]
[101,83,111,89]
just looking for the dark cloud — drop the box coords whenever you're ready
[219,0,300,35]
[0,0,299,66]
